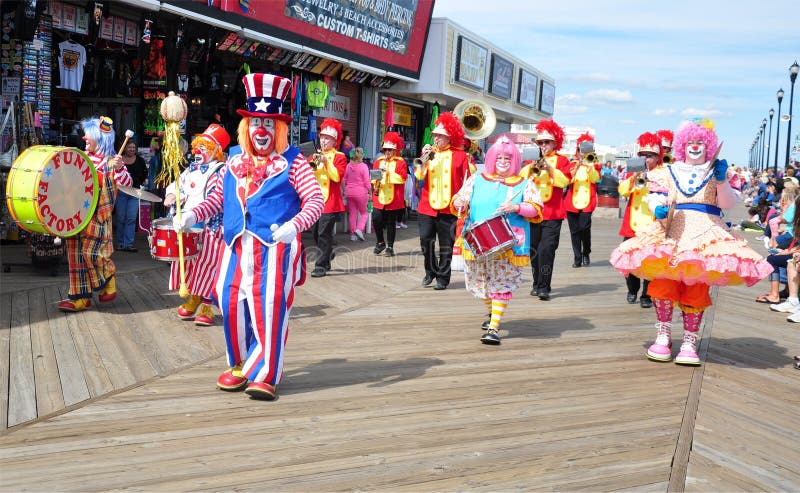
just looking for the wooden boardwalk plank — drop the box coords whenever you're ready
[44,285,90,407]
[7,290,36,427]
[27,288,65,418]
[0,293,11,429]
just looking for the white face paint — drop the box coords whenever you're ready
[248,117,275,155]
[495,152,513,176]
[193,143,212,165]
[685,139,706,165]
[83,136,98,154]
[319,134,336,151]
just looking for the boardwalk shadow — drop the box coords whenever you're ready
[704,336,792,369]
[552,282,619,297]
[291,303,332,319]
[504,316,594,340]
[281,356,445,394]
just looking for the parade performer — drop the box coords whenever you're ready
[371,131,408,257]
[58,117,131,312]
[163,124,230,326]
[520,119,571,300]
[610,119,771,365]
[565,132,601,268]
[617,132,665,309]
[452,136,543,345]
[657,129,674,163]
[310,118,348,277]
[415,112,471,290]
[176,73,324,399]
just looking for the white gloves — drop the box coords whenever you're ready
[172,211,196,232]
[270,222,298,243]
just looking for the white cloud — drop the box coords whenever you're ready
[585,89,633,103]
[681,108,724,118]
[620,119,638,125]
[653,109,676,116]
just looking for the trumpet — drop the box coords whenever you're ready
[413,148,436,167]
[583,152,598,164]
[662,153,674,164]
[309,152,325,170]
[634,172,648,189]
[531,156,547,175]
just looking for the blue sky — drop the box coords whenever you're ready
[431,0,800,167]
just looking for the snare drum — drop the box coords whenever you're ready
[5,146,99,237]
[463,214,516,260]
[149,218,202,261]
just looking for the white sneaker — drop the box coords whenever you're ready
[770,300,800,313]
[754,235,765,241]
[763,237,771,249]
[355,229,365,241]
[787,311,800,323]
[350,234,357,242]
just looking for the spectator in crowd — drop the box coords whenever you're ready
[757,205,800,305]
[771,248,800,323]
[340,130,355,157]
[767,190,797,250]
[114,139,147,252]
[343,147,371,241]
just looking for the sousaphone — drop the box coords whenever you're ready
[454,99,496,141]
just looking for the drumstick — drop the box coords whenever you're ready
[116,129,135,156]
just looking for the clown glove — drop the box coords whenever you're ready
[173,211,196,232]
[271,222,298,243]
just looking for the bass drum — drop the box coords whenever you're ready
[5,146,99,237]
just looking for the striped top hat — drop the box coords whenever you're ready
[237,73,292,122]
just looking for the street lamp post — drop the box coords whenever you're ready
[784,61,799,170]
[767,108,775,170]
[760,119,767,168]
[775,88,784,173]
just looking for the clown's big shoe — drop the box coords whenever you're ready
[646,322,673,362]
[245,381,277,400]
[217,364,248,391]
[674,330,701,366]
[58,298,91,312]
[194,303,215,326]
[98,277,117,303]
[177,295,202,320]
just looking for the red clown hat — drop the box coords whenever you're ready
[656,129,674,150]
[319,118,343,148]
[200,123,230,151]
[637,132,662,157]
[237,73,292,122]
[535,119,565,150]
[432,112,465,149]
[381,131,404,151]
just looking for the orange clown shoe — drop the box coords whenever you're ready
[217,364,248,391]
[58,298,92,312]
[244,381,277,400]
[98,277,117,303]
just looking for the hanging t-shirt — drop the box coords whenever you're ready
[58,40,87,92]
[307,79,328,109]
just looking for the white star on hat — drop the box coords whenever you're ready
[254,98,269,112]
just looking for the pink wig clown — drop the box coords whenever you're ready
[672,118,719,163]
[483,136,521,176]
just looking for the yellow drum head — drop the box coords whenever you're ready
[5,146,99,237]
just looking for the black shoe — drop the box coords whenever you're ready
[433,281,447,290]
[582,254,590,266]
[530,287,540,297]
[481,329,501,345]
[626,293,637,304]
[373,242,386,255]
[422,275,434,287]
[310,267,326,278]
[481,315,491,331]
[640,297,653,309]
[572,260,582,268]
[538,291,550,301]
[384,247,395,257]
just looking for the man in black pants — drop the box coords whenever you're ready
[413,112,471,290]
[520,120,571,300]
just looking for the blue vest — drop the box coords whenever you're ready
[466,174,530,256]
[222,147,301,246]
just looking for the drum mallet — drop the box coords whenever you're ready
[117,129,135,156]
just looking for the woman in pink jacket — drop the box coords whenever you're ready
[343,147,371,241]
